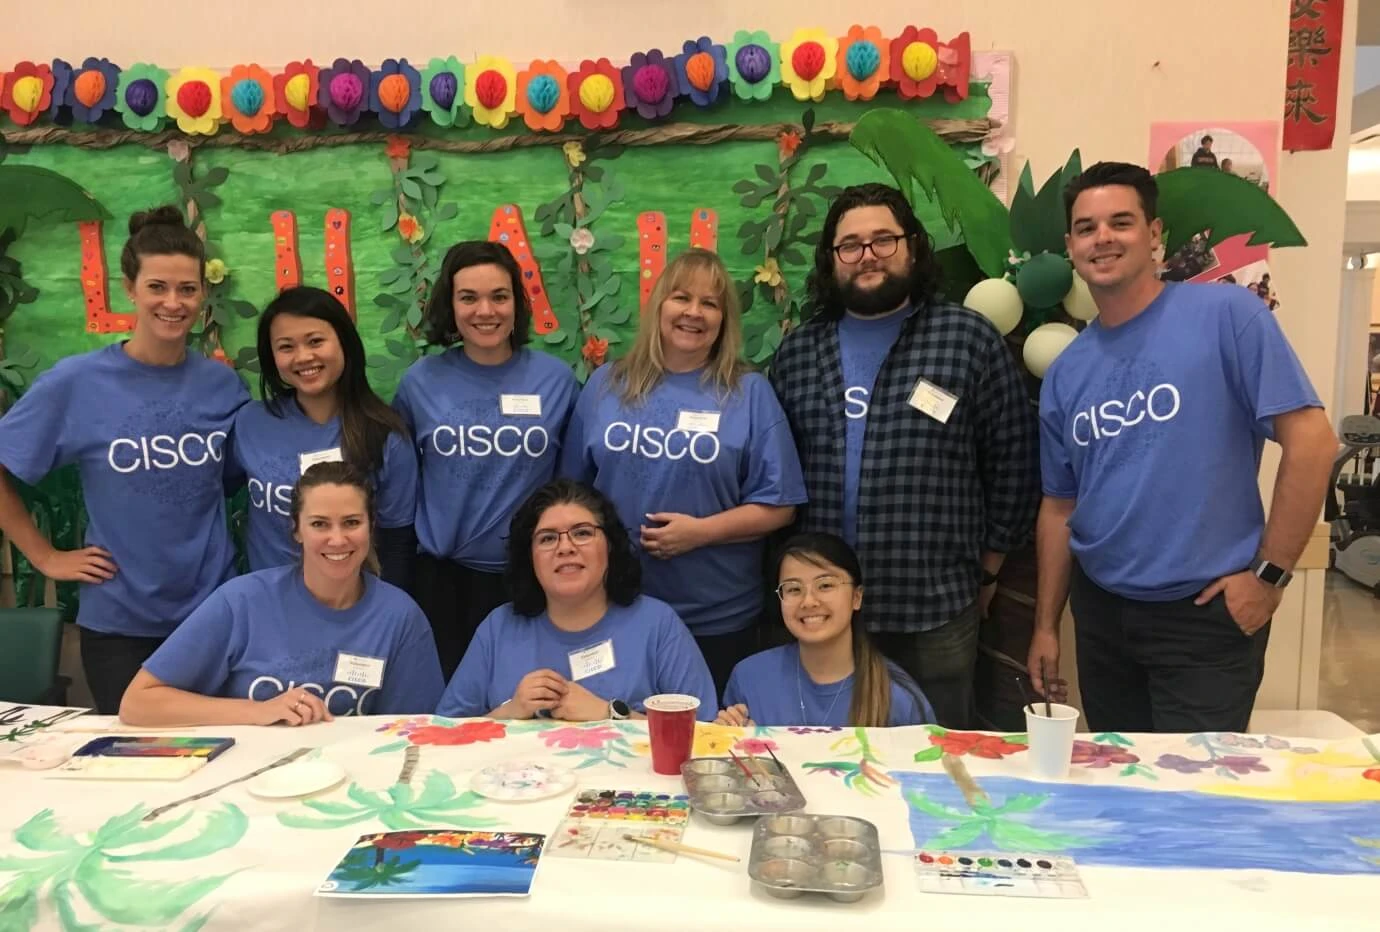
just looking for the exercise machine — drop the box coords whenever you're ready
[1329,415,1380,595]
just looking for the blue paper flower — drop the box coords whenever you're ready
[674,36,728,107]
[67,57,121,123]
[48,59,73,124]
[370,58,422,129]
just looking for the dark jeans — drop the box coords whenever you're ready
[871,603,980,728]
[1070,564,1271,733]
[694,626,759,705]
[79,627,166,715]
[414,555,510,681]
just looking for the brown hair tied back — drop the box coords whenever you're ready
[120,205,205,281]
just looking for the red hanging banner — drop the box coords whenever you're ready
[1283,0,1345,151]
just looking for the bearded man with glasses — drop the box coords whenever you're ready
[768,183,1039,727]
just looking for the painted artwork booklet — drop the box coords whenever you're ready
[316,830,547,899]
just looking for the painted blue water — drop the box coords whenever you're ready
[893,771,1380,876]
[329,843,539,895]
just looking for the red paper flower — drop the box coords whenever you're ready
[568,59,624,131]
[386,135,411,160]
[778,130,802,159]
[274,59,320,129]
[890,26,942,100]
[582,336,609,367]
[928,730,1028,759]
[934,31,972,103]
[3,61,55,126]
[405,720,507,746]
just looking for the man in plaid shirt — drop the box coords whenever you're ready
[770,183,1039,727]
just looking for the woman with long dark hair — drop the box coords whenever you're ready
[716,532,934,727]
[395,242,579,678]
[232,285,417,589]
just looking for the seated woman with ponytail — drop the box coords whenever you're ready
[715,533,935,728]
[120,462,443,726]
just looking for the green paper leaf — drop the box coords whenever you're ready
[0,167,112,237]
[764,220,783,252]
[195,192,222,210]
[108,805,248,862]
[400,178,422,200]
[421,183,438,210]
[436,202,459,222]
[412,154,440,172]
[1009,154,1080,257]
[802,109,816,135]
[553,222,574,239]
[1156,167,1308,254]
[732,179,758,195]
[755,164,777,184]
[406,305,424,328]
[173,162,192,188]
[804,162,828,186]
[849,109,1012,278]
[740,188,771,209]
[386,337,412,357]
[380,201,399,232]
[1017,160,1036,196]
[912,746,945,763]
[201,166,229,187]
[370,189,392,206]
[542,331,567,344]
[584,165,605,183]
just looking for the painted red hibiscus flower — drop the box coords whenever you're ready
[405,720,507,746]
[928,730,1028,759]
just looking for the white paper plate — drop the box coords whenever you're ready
[246,759,346,800]
[471,760,575,802]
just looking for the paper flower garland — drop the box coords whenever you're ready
[165,67,223,135]
[516,59,570,132]
[319,58,371,126]
[674,37,728,108]
[780,28,838,102]
[3,61,54,126]
[274,59,319,129]
[68,57,120,123]
[48,59,72,123]
[115,63,167,131]
[568,59,624,131]
[420,56,465,127]
[837,25,888,101]
[725,30,779,102]
[222,64,274,134]
[465,55,517,129]
[935,32,972,103]
[622,49,679,120]
[371,58,421,129]
[891,26,966,100]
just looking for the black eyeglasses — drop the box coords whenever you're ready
[832,234,909,265]
[532,524,604,551]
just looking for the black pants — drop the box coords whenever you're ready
[872,603,980,729]
[1070,564,1271,733]
[414,555,510,681]
[79,627,166,715]
[694,626,759,704]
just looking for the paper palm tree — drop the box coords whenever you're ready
[278,770,499,831]
[0,803,247,930]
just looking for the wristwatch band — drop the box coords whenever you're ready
[1250,557,1293,588]
[608,699,631,720]
[980,569,999,587]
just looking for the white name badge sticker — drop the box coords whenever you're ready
[501,394,543,417]
[908,378,958,424]
[299,447,344,475]
[676,410,721,433]
[333,652,386,689]
[568,639,616,682]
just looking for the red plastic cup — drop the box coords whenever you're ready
[645,694,700,775]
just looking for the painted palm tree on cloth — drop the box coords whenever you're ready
[278,769,499,831]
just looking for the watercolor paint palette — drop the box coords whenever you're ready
[914,850,1088,898]
[748,813,885,903]
[680,756,807,825]
[548,789,691,862]
[49,736,235,781]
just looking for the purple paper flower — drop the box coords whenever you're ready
[47,59,73,124]
[1215,755,1270,775]
[370,57,422,129]
[1156,753,1213,774]
[67,57,121,123]
[1071,740,1140,769]
[318,57,372,126]
[674,36,728,107]
[621,49,678,120]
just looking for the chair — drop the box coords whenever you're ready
[0,607,67,704]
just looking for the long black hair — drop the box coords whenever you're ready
[423,240,533,350]
[257,286,408,474]
[505,479,641,617]
[804,183,940,320]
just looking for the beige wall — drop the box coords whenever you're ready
[6,1,1356,710]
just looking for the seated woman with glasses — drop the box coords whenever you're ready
[436,479,717,721]
[715,532,934,728]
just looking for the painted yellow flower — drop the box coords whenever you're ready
[204,259,227,284]
[1199,744,1380,802]
[164,66,223,135]
[780,28,839,102]
[562,141,587,167]
[465,55,518,129]
[754,257,784,287]
[693,725,744,757]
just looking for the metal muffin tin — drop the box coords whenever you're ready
[748,813,884,903]
[679,756,806,824]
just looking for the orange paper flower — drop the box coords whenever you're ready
[516,59,571,132]
[221,64,275,134]
[397,212,424,244]
[386,135,411,160]
[582,335,609,367]
[778,130,802,159]
[836,25,889,101]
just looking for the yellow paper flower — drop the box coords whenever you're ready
[398,212,425,244]
[204,259,228,284]
[693,725,744,757]
[164,67,223,135]
[562,141,587,167]
[754,257,784,287]
[465,55,518,129]
[780,28,839,102]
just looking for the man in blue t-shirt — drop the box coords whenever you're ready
[1033,161,1337,733]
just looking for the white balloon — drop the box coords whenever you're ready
[1062,274,1099,321]
[964,277,1023,336]
[1023,322,1079,378]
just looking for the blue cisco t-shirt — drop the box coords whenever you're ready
[1039,282,1322,600]
[723,644,934,727]
[394,348,579,571]
[0,343,248,637]
[838,307,913,546]
[230,398,417,570]
[144,565,443,716]
[560,365,806,635]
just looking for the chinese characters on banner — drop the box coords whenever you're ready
[1283,0,1344,151]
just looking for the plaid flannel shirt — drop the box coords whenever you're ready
[769,301,1039,633]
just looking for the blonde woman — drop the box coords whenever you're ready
[561,248,805,694]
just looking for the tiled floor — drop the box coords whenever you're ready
[1320,570,1380,734]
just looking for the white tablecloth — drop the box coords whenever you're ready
[2,716,1378,930]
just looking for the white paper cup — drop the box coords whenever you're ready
[1024,703,1080,779]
